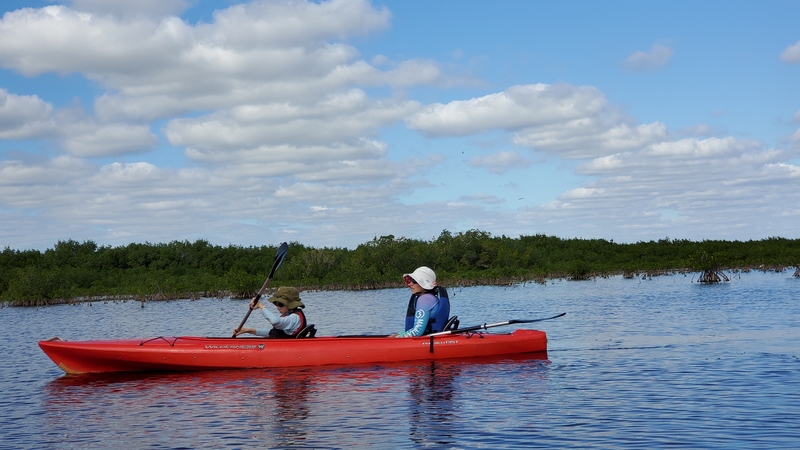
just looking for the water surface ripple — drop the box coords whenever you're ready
[1,270,798,449]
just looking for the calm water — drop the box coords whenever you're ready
[1,270,799,449]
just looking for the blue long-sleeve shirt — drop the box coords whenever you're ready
[397,293,439,337]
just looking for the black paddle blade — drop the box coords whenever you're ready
[270,242,289,277]
[509,312,566,324]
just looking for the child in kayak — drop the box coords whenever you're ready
[233,286,309,338]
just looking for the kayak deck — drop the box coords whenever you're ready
[39,329,548,374]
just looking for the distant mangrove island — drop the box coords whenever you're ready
[2,230,799,307]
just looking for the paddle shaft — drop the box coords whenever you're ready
[429,312,566,336]
[232,242,288,337]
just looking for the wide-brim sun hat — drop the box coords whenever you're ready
[403,266,437,290]
[269,286,305,309]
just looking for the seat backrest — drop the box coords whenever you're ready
[296,324,317,338]
[443,315,459,331]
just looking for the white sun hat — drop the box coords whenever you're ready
[403,266,437,290]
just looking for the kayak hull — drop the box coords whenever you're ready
[39,329,547,374]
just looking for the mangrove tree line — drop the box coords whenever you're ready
[2,230,799,306]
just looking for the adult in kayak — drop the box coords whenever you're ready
[394,266,451,337]
[233,286,308,338]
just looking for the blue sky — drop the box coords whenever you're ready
[1,0,799,251]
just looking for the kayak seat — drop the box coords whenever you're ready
[443,316,459,332]
[296,324,317,338]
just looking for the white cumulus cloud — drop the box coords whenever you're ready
[406,83,607,137]
[623,43,673,72]
[407,83,667,159]
[780,40,800,64]
[469,150,531,174]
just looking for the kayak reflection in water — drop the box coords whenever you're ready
[233,286,309,338]
[393,266,451,337]
[408,361,459,446]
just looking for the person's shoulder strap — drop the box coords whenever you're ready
[406,293,419,316]
[289,309,307,335]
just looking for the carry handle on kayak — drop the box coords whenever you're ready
[232,242,289,337]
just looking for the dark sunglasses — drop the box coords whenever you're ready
[273,302,286,307]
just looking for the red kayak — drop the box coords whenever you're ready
[39,329,548,374]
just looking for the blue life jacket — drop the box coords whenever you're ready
[405,286,450,334]
[268,309,307,339]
